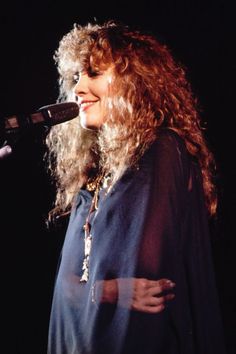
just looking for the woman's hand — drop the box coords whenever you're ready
[129,278,175,313]
[95,278,176,314]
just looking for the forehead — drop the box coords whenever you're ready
[71,58,113,76]
[73,37,113,68]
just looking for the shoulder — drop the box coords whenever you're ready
[144,128,192,186]
[150,128,189,162]
[156,128,186,149]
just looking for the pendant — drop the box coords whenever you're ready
[80,233,92,282]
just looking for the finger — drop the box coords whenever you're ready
[164,293,175,302]
[145,304,166,314]
[145,278,176,291]
[132,302,166,314]
[141,304,166,314]
[147,283,175,297]
[140,278,168,287]
[143,293,175,307]
[143,296,164,307]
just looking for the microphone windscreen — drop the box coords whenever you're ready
[38,102,79,125]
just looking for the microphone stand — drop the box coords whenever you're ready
[0,118,48,161]
[0,116,22,160]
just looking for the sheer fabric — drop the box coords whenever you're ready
[48,129,226,354]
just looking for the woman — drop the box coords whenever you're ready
[46,21,226,354]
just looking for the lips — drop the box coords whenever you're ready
[80,100,99,111]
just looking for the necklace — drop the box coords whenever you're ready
[80,173,110,283]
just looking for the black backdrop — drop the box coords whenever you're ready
[0,1,235,353]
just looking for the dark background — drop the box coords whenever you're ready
[0,1,235,353]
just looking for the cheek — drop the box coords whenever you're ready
[94,77,112,97]
[96,86,109,98]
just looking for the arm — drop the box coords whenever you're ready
[93,278,176,313]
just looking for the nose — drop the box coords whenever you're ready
[73,73,89,97]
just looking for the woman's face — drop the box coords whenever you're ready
[73,67,113,130]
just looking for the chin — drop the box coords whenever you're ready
[80,116,102,130]
[80,120,99,131]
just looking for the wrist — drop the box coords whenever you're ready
[103,279,118,304]
[92,279,118,305]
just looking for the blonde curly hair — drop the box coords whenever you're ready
[46,20,217,218]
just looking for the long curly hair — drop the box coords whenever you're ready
[46,20,217,218]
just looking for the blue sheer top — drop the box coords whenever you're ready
[48,129,226,354]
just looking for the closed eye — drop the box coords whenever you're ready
[87,67,102,78]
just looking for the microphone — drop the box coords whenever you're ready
[3,102,79,134]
